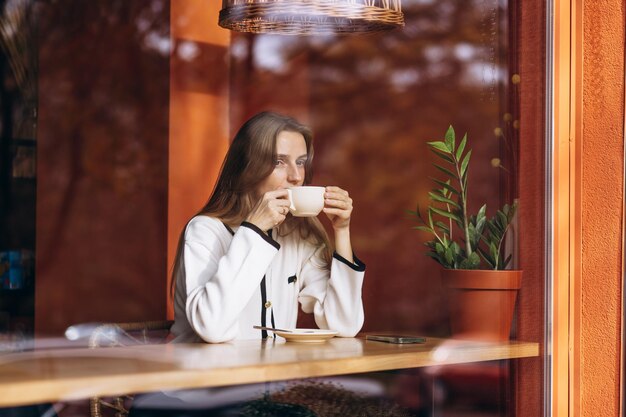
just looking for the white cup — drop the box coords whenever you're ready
[286,186,325,217]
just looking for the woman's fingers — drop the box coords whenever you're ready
[325,185,347,195]
[268,192,291,224]
[275,199,291,208]
[323,186,352,229]
[324,198,352,209]
[323,207,345,215]
[325,187,350,201]
[270,198,290,212]
[267,191,290,210]
[325,192,349,201]
[272,203,289,215]
[324,186,353,211]
[246,189,292,230]
[266,189,290,200]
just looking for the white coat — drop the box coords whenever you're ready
[170,216,365,343]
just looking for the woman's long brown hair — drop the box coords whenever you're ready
[170,112,332,297]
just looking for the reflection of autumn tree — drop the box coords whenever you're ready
[232,0,513,333]
[36,0,170,331]
[37,0,169,264]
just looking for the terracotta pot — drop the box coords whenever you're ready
[441,269,522,341]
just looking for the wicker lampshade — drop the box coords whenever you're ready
[218,0,404,35]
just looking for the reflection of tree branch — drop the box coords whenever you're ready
[38,130,83,272]
[0,0,37,99]
[36,0,171,275]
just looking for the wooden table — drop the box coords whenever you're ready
[0,337,539,407]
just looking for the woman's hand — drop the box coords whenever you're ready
[246,189,291,232]
[323,186,352,231]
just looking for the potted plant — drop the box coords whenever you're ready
[410,126,521,341]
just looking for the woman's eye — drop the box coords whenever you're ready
[274,159,285,166]
[296,160,306,166]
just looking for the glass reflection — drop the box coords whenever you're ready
[34,0,170,334]
[0,1,531,416]
[0,0,38,344]
[230,0,517,337]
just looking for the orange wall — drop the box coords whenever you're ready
[167,1,231,317]
[580,0,624,415]
[517,1,626,415]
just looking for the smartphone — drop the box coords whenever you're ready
[365,334,427,344]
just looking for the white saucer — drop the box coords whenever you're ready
[273,328,338,343]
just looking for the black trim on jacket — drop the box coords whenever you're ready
[222,222,235,236]
[333,252,366,272]
[260,275,268,339]
[240,221,280,250]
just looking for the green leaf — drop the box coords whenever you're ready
[459,252,481,269]
[428,191,460,208]
[460,149,472,179]
[468,251,481,267]
[478,246,496,268]
[429,188,447,198]
[424,251,437,259]
[413,226,433,233]
[427,141,451,153]
[477,204,487,221]
[456,133,467,161]
[489,242,499,263]
[444,126,456,152]
[444,245,454,266]
[468,223,479,248]
[475,216,486,235]
[424,241,437,249]
[427,208,434,229]
[450,241,462,255]
[415,205,427,224]
[430,206,461,222]
[432,178,460,195]
[497,211,508,228]
[434,164,458,179]
[430,149,455,164]
[487,221,503,236]
[435,221,450,234]
[509,201,518,218]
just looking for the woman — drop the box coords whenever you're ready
[170,111,365,343]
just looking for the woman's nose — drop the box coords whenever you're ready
[287,163,302,183]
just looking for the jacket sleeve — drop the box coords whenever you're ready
[297,246,366,337]
[183,219,279,343]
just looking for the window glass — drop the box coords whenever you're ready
[0,1,546,416]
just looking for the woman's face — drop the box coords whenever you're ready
[256,130,308,197]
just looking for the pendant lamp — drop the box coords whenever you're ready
[218,0,404,35]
